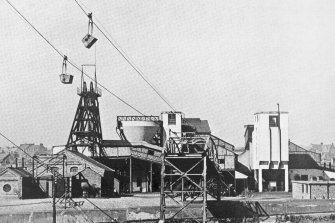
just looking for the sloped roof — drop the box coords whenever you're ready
[62,150,115,175]
[235,171,248,179]
[324,171,335,179]
[0,167,32,178]
[0,153,9,162]
[102,140,162,151]
[182,118,211,134]
[9,168,32,177]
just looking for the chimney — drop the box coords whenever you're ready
[21,157,24,168]
[15,158,18,168]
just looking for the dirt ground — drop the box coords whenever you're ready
[0,191,310,215]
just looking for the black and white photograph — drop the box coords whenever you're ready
[1,0,335,222]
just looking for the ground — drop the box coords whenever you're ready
[0,192,334,222]
[0,192,299,215]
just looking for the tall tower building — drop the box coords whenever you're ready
[250,111,289,192]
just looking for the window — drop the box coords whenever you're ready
[302,184,304,193]
[294,174,301,180]
[168,114,176,125]
[306,184,308,193]
[137,177,142,187]
[148,150,154,156]
[269,116,278,127]
[301,175,308,181]
[3,184,11,192]
[219,159,225,164]
[50,167,59,173]
[70,167,78,173]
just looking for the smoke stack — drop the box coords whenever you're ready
[21,157,24,168]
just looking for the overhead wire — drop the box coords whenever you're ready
[0,131,57,173]
[0,131,109,223]
[3,0,145,116]
[73,0,177,112]
[72,0,201,132]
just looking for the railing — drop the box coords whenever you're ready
[165,136,208,154]
[164,135,235,171]
[210,135,235,152]
[77,87,102,96]
[117,116,160,121]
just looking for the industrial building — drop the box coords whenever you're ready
[238,111,289,192]
[0,167,44,199]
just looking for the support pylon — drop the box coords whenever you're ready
[160,136,211,222]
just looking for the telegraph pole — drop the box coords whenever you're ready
[52,175,56,223]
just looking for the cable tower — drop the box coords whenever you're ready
[66,64,106,157]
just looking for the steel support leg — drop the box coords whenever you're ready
[160,153,166,221]
[203,156,207,223]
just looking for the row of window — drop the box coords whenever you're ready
[49,166,78,173]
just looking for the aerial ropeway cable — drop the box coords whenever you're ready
[3,0,145,115]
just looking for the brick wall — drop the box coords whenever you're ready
[310,184,328,199]
[328,184,335,199]
[293,181,335,200]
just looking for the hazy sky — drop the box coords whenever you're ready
[1,0,335,148]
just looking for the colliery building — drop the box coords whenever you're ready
[0,107,335,200]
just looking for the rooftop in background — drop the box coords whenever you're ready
[16,143,50,157]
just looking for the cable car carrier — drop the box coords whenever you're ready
[59,55,73,84]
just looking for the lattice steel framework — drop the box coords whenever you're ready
[160,135,225,223]
[66,65,106,157]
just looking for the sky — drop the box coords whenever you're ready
[1,0,335,149]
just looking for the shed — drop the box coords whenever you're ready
[73,167,120,198]
[292,180,335,199]
[0,167,43,199]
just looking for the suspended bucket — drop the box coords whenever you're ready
[59,73,73,84]
[82,34,97,49]
[82,13,97,49]
[60,55,73,84]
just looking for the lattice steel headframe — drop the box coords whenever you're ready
[159,135,225,223]
[66,65,106,157]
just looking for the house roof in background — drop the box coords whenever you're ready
[0,153,10,162]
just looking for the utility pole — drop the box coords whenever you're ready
[52,175,56,223]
